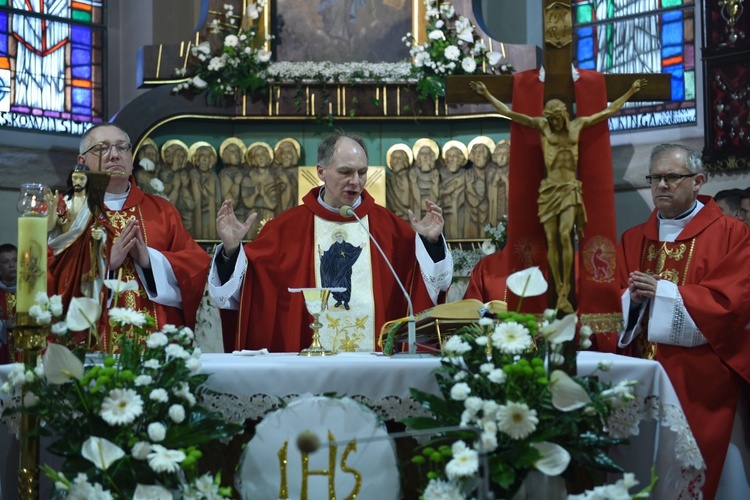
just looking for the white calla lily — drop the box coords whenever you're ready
[549,370,591,411]
[486,51,502,66]
[539,313,578,344]
[103,279,140,293]
[506,267,548,297]
[532,441,571,476]
[43,343,84,384]
[81,436,125,470]
[66,297,101,331]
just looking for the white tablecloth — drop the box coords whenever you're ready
[0,351,705,499]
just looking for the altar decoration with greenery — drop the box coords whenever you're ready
[0,284,243,499]
[402,0,514,100]
[404,267,652,499]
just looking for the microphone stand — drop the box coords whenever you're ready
[340,206,419,355]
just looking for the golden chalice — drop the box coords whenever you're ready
[288,287,345,356]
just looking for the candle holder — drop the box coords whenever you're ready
[289,287,344,356]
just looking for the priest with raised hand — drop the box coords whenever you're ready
[209,131,453,353]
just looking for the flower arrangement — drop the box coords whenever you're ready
[402,0,514,100]
[173,1,273,105]
[482,214,508,255]
[404,267,649,498]
[1,288,243,498]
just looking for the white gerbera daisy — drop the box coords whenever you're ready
[100,388,143,426]
[108,307,146,327]
[492,321,532,354]
[147,445,186,473]
[497,401,538,440]
[445,444,479,479]
[444,45,460,61]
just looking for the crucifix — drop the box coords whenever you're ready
[446,0,672,320]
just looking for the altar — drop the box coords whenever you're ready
[0,352,704,499]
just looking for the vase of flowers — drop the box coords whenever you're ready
[0,285,243,498]
[404,267,650,499]
[172,1,273,105]
[402,0,514,101]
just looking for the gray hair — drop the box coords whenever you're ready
[79,123,131,154]
[649,143,704,175]
[317,131,368,168]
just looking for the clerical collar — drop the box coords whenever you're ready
[0,281,16,292]
[104,182,131,211]
[657,200,703,242]
[317,187,362,214]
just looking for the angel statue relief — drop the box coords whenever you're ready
[469,78,646,312]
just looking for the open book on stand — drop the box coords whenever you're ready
[378,299,507,355]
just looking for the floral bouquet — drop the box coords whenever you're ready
[482,214,508,255]
[1,287,243,498]
[404,267,646,498]
[402,0,514,100]
[173,1,272,105]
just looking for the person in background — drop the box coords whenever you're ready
[714,188,746,223]
[0,244,17,364]
[48,123,209,352]
[617,143,750,499]
[209,131,453,353]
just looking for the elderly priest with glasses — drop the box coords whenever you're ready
[615,143,750,499]
[47,123,210,352]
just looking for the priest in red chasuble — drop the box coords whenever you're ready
[48,123,210,352]
[209,132,453,353]
[617,144,750,499]
[0,243,17,364]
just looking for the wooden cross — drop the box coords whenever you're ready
[446,0,672,111]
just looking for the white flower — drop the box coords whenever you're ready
[49,295,64,316]
[100,388,144,426]
[165,343,189,360]
[445,441,479,479]
[486,51,502,66]
[580,338,592,349]
[23,391,38,407]
[461,57,477,73]
[580,324,593,339]
[191,75,208,89]
[479,362,494,374]
[66,297,101,331]
[453,371,467,381]
[51,321,68,335]
[506,266,548,297]
[246,3,260,19]
[549,370,592,411]
[444,45,460,61]
[457,27,475,43]
[223,34,239,47]
[148,422,167,442]
[414,51,431,67]
[29,304,52,324]
[479,431,498,452]
[147,444,186,473]
[134,484,172,500]
[34,292,50,305]
[257,49,272,62]
[194,41,211,55]
[597,360,613,372]
[131,441,152,460]
[481,240,496,255]
[134,374,153,387]
[103,279,139,293]
[492,321,532,354]
[43,343,84,384]
[443,335,471,354]
[601,380,637,409]
[108,307,146,327]
[532,441,571,476]
[539,313,577,345]
[207,56,225,71]
[144,358,161,369]
[186,357,201,373]
[497,401,538,439]
[450,382,471,401]
[168,404,186,423]
[81,436,125,470]
[428,29,444,40]
[150,388,169,403]
[146,332,168,349]
[423,478,463,499]
[488,368,507,384]
[474,335,488,346]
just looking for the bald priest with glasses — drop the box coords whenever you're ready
[614,143,750,499]
[47,123,209,352]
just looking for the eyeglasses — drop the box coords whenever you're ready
[645,173,697,186]
[82,142,132,157]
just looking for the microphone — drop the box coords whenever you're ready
[339,205,417,355]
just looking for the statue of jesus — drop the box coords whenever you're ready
[469,78,646,312]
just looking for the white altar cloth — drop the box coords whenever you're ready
[1,351,705,499]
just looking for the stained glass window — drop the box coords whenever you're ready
[573,0,697,131]
[0,0,105,134]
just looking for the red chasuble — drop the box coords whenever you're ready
[229,187,440,353]
[617,196,750,498]
[48,181,209,351]
[464,251,508,304]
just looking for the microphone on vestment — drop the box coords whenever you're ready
[339,205,417,355]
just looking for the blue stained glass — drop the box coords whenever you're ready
[577,26,594,37]
[664,65,685,100]
[71,47,91,66]
[577,36,595,60]
[72,64,92,80]
[662,44,682,58]
[0,13,7,55]
[72,106,91,116]
[661,15,683,47]
[71,26,91,47]
[72,87,92,108]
